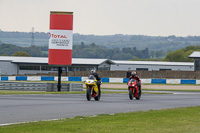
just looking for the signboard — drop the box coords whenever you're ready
[48,11,73,65]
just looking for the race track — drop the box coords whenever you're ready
[0,92,200,125]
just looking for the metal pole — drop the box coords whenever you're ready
[57,67,62,91]
[39,65,41,75]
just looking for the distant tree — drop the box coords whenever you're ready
[40,46,48,51]
[133,47,137,51]
[164,50,184,62]
[0,43,21,55]
[130,56,140,61]
[81,42,85,48]
[164,45,200,62]
[167,35,176,40]
[182,45,200,52]
[22,45,43,57]
[90,43,96,47]
[12,51,31,57]
[0,54,8,56]
[155,50,165,58]
[183,50,193,62]
[143,48,149,58]
[0,43,46,57]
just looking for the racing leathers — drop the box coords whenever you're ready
[91,72,101,90]
[129,75,141,90]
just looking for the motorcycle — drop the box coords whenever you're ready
[127,79,141,100]
[85,75,101,101]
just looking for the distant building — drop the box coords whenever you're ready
[0,56,114,75]
[110,60,194,71]
[0,56,195,76]
[189,51,200,71]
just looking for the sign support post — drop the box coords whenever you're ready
[57,67,62,91]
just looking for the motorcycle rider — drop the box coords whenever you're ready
[90,69,101,91]
[129,71,141,90]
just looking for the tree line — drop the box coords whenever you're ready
[72,42,150,60]
[0,43,150,60]
[164,45,200,62]
[0,42,199,62]
[1,30,200,53]
[0,44,47,57]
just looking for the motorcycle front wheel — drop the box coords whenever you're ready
[86,87,92,101]
[129,89,133,100]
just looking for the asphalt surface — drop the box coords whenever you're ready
[0,92,200,125]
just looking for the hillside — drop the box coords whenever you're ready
[1,30,200,57]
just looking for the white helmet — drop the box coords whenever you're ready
[90,69,96,74]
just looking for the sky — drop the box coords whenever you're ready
[0,0,200,36]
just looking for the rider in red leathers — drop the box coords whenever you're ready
[129,71,141,90]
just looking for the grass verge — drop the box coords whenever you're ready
[0,106,200,133]
[101,87,200,92]
[142,88,200,92]
[0,90,86,95]
[13,80,200,85]
[0,90,129,95]
[0,90,170,95]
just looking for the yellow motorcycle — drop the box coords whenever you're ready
[85,75,101,101]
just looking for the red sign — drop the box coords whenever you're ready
[48,11,73,65]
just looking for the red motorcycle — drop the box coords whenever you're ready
[128,79,141,100]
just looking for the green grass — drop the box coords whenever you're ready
[0,90,171,95]
[0,106,200,133]
[141,83,200,86]
[0,90,129,95]
[142,89,200,92]
[101,87,200,92]
[9,81,84,84]
[0,90,85,95]
[7,80,200,86]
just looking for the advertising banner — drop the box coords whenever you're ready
[48,11,73,65]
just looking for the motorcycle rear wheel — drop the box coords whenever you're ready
[136,88,142,100]
[86,87,92,101]
[129,89,133,100]
[94,88,101,101]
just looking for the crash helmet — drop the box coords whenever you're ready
[131,71,137,77]
[90,69,96,74]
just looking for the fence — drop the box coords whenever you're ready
[0,81,83,92]
[0,76,200,84]
[65,70,200,79]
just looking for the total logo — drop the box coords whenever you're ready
[49,33,67,39]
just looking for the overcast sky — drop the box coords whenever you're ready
[0,0,200,36]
